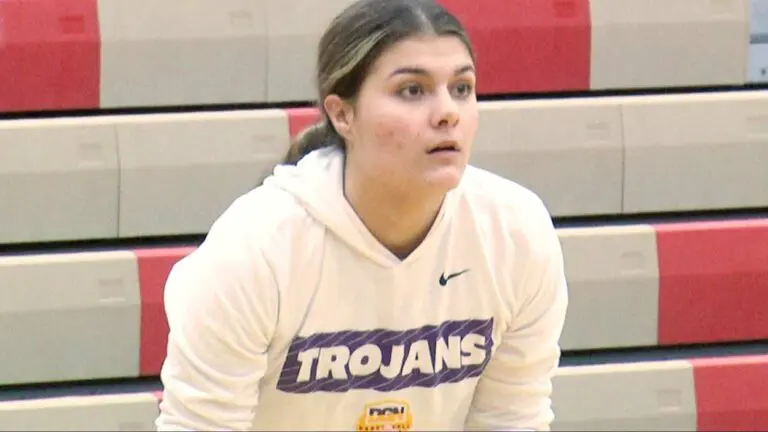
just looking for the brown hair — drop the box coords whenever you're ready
[281,0,474,165]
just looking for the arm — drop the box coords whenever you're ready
[465,208,568,432]
[155,219,278,431]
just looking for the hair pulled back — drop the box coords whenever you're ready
[281,0,474,165]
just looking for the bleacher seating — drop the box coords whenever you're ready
[3,92,768,244]
[0,0,762,113]
[1,219,766,387]
[1,0,768,430]
[1,356,767,430]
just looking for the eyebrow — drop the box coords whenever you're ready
[388,64,475,78]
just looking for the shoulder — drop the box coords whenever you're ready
[178,183,322,281]
[163,183,323,322]
[207,184,317,249]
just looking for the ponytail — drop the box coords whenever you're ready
[281,120,340,165]
[255,119,342,187]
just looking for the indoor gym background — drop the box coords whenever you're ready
[1,0,768,430]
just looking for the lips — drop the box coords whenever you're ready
[427,141,460,154]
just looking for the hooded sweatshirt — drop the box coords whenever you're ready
[156,146,569,432]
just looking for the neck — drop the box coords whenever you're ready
[344,169,444,260]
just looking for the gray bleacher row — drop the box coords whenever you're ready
[2,90,767,245]
[750,0,768,81]
[92,0,761,110]
[0,359,706,431]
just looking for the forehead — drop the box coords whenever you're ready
[368,35,474,77]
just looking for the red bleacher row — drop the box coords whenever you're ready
[134,219,768,376]
[0,0,755,113]
[153,357,768,431]
[1,355,766,431]
[3,218,765,388]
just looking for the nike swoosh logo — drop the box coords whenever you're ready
[439,269,470,286]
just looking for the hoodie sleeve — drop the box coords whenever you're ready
[464,200,569,432]
[155,214,279,431]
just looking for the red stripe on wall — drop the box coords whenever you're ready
[692,355,768,431]
[0,0,100,112]
[136,247,196,376]
[438,0,591,95]
[656,219,768,345]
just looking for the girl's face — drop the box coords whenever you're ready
[330,34,479,196]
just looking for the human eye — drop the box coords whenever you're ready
[451,81,475,99]
[397,83,426,100]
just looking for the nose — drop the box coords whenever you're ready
[430,88,460,129]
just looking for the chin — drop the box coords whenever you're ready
[423,165,466,192]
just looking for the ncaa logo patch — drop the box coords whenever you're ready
[356,399,413,431]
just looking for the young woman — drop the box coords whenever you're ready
[156,0,569,430]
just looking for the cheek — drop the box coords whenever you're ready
[460,105,479,143]
[371,111,423,152]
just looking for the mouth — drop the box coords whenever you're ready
[427,141,460,154]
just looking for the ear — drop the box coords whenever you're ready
[323,94,355,142]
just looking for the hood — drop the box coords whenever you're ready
[263,146,462,268]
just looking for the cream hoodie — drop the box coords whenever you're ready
[156,146,568,431]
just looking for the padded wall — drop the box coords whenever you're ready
[552,360,697,430]
[656,219,768,346]
[471,98,623,217]
[621,91,768,213]
[439,0,592,95]
[136,247,196,376]
[265,0,355,102]
[0,251,140,385]
[116,110,289,237]
[748,0,768,83]
[98,0,269,108]
[558,225,659,351]
[590,0,748,89]
[692,355,768,430]
[132,218,765,372]
[2,92,767,244]
[1,1,763,113]
[0,0,100,112]
[3,355,767,431]
[0,393,159,431]
[1,219,762,385]
[0,118,119,244]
